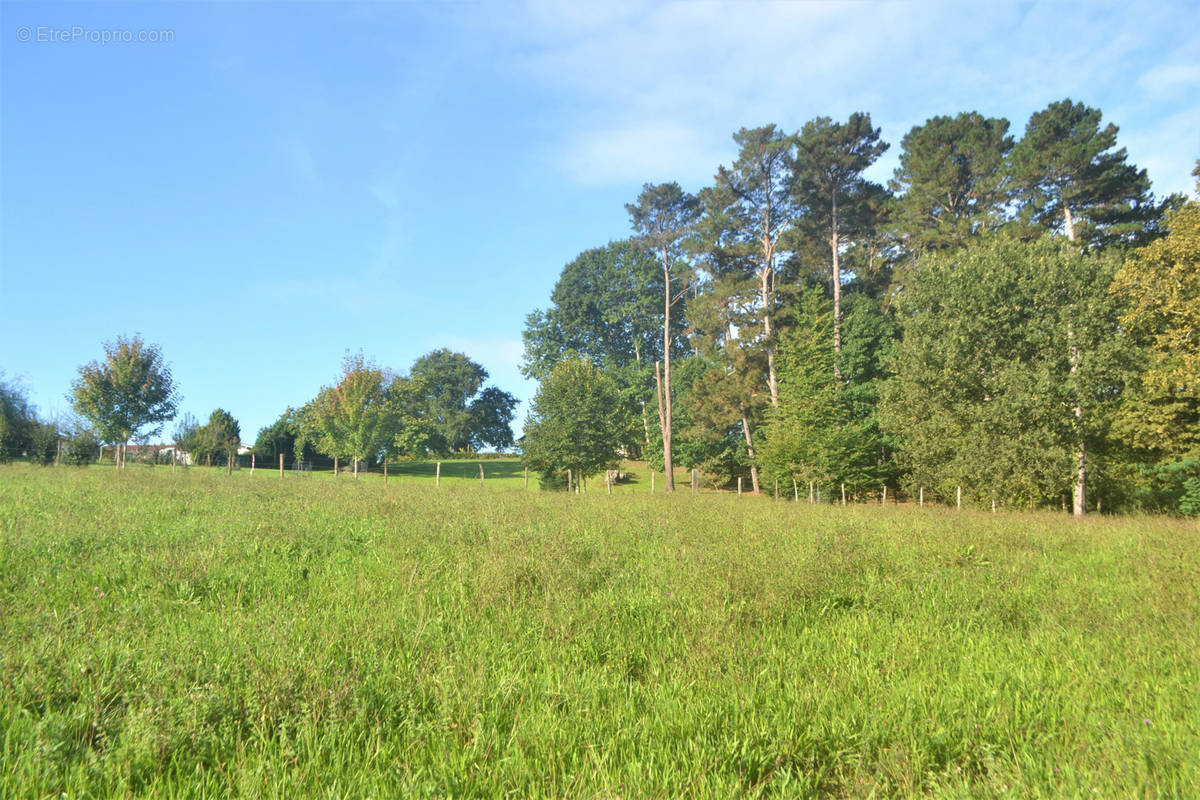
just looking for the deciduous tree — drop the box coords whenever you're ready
[521,358,622,489]
[69,335,179,468]
[882,233,1126,513]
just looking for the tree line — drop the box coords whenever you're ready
[519,98,1199,515]
[1,342,519,474]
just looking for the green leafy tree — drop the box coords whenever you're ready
[298,354,395,477]
[890,112,1013,256]
[881,233,1127,512]
[173,412,200,465]
[1008,99,1163,247]
[253,408,315,463]
[69,335,179,468]
[1109,175,1200,511]
[627,182,701,492]
[63,428,101,466]
[683,269,772,493]
[521,240,671,457]
[0,374,36,462]
[521,358,622,489]
[204,409,241,469]
[29,421,60,466]
[763,288,897,497]
[411,349,518,454]
[792,113,889,380]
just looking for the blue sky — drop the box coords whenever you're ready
[3,0,1198,443]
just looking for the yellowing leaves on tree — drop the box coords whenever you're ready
[1112,187,1200,394]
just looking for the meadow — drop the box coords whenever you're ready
[1,465,1198,798]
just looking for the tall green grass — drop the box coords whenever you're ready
[1,465,1197,797]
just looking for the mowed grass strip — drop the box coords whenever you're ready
[1,465,1197,798]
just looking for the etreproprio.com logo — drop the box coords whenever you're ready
[16,26,175,44]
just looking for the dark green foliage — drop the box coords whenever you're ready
[521,242,669,381]
[253,408,314,461]
[411,349,517,454]
[62,428,100,466]
[1008,99,1161,247]
[521,358,622,487]
[181,409,240,466]
[762,291,895,493]
[890,112,1013,255]
[793,113,890,243]
[881,233,1127,508]
[68,335,179,447]
[522,240,675,457]
[0,375,36,462]
[29,422,59,466]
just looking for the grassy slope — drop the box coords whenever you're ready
[1,465,1198,798]
[196,458,697,493]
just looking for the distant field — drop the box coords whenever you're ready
[186,457,697,493]
[2,465,1198,798]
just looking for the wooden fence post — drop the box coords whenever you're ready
[436,462,441,487]
[251,452,255,477]
[650,471,654,494]
[841,483,846,505]
[882,485,887,504]
[809,481,814,504]
[957,485,962,510]
[568,469,573,494]
[737,477,742,497]
[479,463,484,488]
[384,460,388,485]
[334,456,339,478]
[606,471,612,495]
[920,487,924,507]
[793,477,798,502]
[774,478,779,500]
[280,453,284,478]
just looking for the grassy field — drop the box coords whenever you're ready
[198,458,694,493]
[1,465,1198,798]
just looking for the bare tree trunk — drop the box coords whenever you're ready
[740,415,761,494]
[654,360,674,492]
[1069,322,1086,516]
[832,193,843,382]
[1063,204,1076,244]
[660,250,675,492]
[762,266,779,407]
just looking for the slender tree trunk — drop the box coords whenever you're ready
[832,193,843,383]
[740,415,761,494]
[654,360,673,491]
[661,249,675,492]
[1069,321,1086,516]
[762,265,779,407]
[1063,204,1076,244]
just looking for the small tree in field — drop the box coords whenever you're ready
[521,358,622,490]
[69,335,179,468]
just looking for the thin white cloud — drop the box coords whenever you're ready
[478,0,1199,195]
